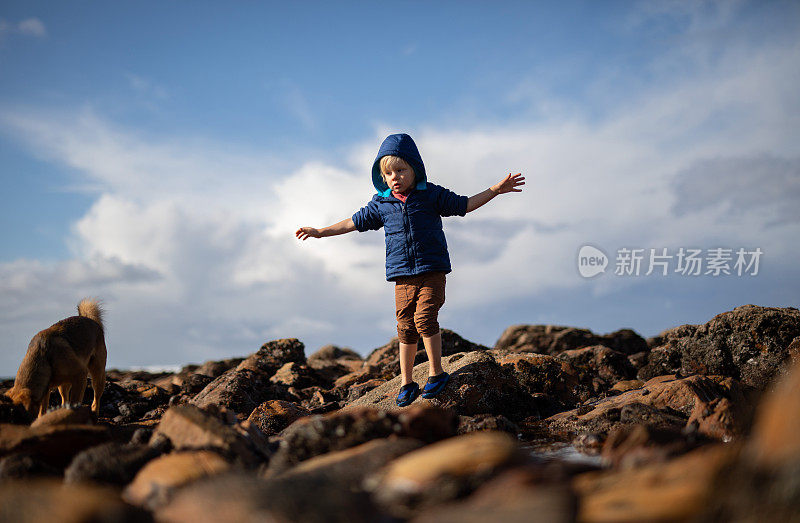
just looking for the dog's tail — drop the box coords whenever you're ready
[77,298,104,330]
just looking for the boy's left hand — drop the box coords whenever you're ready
[491,173,525,194]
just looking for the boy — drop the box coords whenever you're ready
[296,133,524,406]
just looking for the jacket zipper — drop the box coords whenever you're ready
[401,197,417,271]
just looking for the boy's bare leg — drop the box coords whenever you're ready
[399,341,418,385]
[421,331,444,376]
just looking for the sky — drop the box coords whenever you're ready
[0,1,798,376]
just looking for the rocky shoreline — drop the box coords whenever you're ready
[1,304,799,522]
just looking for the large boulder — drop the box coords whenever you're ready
[348,351,538,421]
[572,443,739,522]
[0,479,152,522]
[152,405,267,466]
[556,345,637,395]
[123,450,231,509]
[246,400,310,436]
[275,438,424,489]
[237,338,306,375]
[541,373,753,445]
[156,472,383,523]
[190,368,290,418]
[492,351,587,414]
[64,441,165,486]
[495,325,648,356]
[0,422,111,468]
[267,406,457,475]
[306,345,364,386]
[701,356,800,520]
[639,305,800,388]
[368,431,528,517]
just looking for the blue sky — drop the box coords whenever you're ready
[1,1,799,375]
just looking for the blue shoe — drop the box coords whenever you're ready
[396,382,421,407]
[421,372,450,399]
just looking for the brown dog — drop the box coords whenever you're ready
[6,298,107,419]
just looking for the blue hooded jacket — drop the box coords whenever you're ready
[352,134,468,281]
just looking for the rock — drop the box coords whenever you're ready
[495,325,648,356]
[600,424,703,469]
[541,374,753,445]
[306,346,365,387]
[0,479,152,522]
[267,406,457,475]
[31,405,94,428]
[0,422,110,468]
[627,351,648,372]
[347,351,537,421]
[276,437,424,488]
[572,443,739,522]
[700,357,800,520]
[639,305,800,389]
[309,344,361,361]
[190,367,289,418]
[332,365,391,396]
[157,472,382,523]
[177,374,214,395]
[369,431,526,517]
[609,379,644,394]
[365,329,490,376]
[343,379,387,403]
[0,452,61,479]
[237,338,306,375]
[413,470,576,523]
[64,442,164,485]
[152,405,263,466]
[269,362,321,389]
[0,394,32,424]
[457,414,520,435]
[192,357,245,378]
[556,345,636,394]
[493,351,586,410]
[246,400,310,436]
[123,450,231,509]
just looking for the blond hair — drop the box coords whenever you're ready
[379,155,414,182]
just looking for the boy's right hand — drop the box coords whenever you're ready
[295,227,322,240]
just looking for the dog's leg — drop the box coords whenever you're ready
[70,375,87,405]
[58,384,72,406]
[38,389,51,417]
[88,349,106,415]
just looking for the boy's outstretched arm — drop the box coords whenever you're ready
[466,173,525,213]
[295,218,357,241]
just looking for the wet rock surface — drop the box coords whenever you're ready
[1,304,797,522]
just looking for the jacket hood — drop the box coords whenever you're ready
[371,133,427,196]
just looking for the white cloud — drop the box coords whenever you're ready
[1,17,47,39]
[17,18,46,38]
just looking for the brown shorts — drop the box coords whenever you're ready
[394,271,446,344]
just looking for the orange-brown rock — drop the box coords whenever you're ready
[544,374,752,443]
[0,422,110,468]
[246,400,309,436]
[31,405,94,428]
[0,479,150,522]
[370,431,526,517]
[153,405,261,465]
[123,450,231,509]
[573,443,740,522]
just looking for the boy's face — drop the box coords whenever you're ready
[382,159,415,194]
